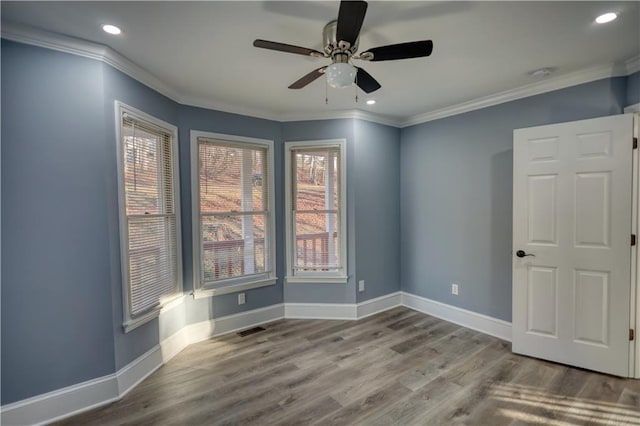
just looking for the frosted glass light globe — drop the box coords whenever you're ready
[326,63,356,89]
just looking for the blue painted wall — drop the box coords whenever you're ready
[400,77,628,322]
[281,119,358,303]
[1,40,115,403]
[177,105,285,324]
[1,37,636,405]
[102,64,182,370]
[627,71,640,106]
[354,120,401,302]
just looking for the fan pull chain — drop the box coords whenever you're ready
[325,78,329,105]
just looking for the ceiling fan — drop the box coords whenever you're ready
[253,0,433,94]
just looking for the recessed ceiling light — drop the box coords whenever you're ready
[366,99,376,105]
[595,12,617,24]
[102,24,122,35]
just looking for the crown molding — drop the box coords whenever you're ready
[179,94,283,122]
[400,61,630,128]
[626,54,640,75]
[1,22,183,103]
[2,21,638,130]
[279,108,402,127]
[2,22,401,127]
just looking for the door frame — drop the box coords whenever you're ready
[628,106,640,378]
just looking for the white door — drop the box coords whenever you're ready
[513,114,634,377]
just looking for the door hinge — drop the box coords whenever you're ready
[630,329,635,341]
[632,235,637,246]
[634,137,638,150]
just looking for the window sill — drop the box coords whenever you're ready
[193,277,277,299]
[123,294,185,333]
[123,308,160,333]
[285,275,349,284]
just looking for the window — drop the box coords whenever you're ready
[191,131,276,297]
[115,102,182,332]
[285,140,347,283]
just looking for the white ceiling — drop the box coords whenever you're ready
[2,1,639,121]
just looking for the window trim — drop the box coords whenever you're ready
[284,139,347,284]
[114,101,183,333]
[190,130,277,297]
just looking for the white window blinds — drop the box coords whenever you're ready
[197,138,272,285]
[121,113,179,317]
[291,147,341,271]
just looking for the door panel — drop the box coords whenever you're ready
[527,266,557,336]
[513,114,633,377]
[575,172,610,247]
[573,269,608,346]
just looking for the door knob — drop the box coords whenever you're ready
[516,250,535,258]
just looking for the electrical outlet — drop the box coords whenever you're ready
[238,293,246,305]
[451,284,459,295]
[358,280,365,292]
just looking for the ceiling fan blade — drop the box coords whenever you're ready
[288,66,328,89]
[355,67,381,93]
[336,0,368,47]
[253,39,325,58]
[361,40,433,61]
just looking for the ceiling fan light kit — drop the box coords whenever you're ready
[326,63,357,88]
[252,0,433,95]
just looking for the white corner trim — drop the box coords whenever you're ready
[401,292,512,342]
[625,103,640,114]
[626,54,640,75]
[186,303,285,344]
[357,292,402,319]
[400,62,629,128]
[159,327,190,363]
[115,346,163,397]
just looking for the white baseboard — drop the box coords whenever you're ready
[1,293,512,425]
[0,346,165,426]
[285,291,403,320]
[159,327,190,364]
[285,302,358,320]
[186,303,285,344]
[0,373,118,426]
[358,292,402,319]
[401,292,512,342]
[115,345,163,397]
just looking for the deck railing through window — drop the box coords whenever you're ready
[202,232,338,279]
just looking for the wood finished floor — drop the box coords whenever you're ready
[58,307,640,425]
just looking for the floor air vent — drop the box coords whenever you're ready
[237,326,266,337]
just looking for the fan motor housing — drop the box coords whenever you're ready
[323,20,359,58]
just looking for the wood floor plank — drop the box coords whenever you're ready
[313,381,412,425]
[54,307,640,426]
[276,396,343,426]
